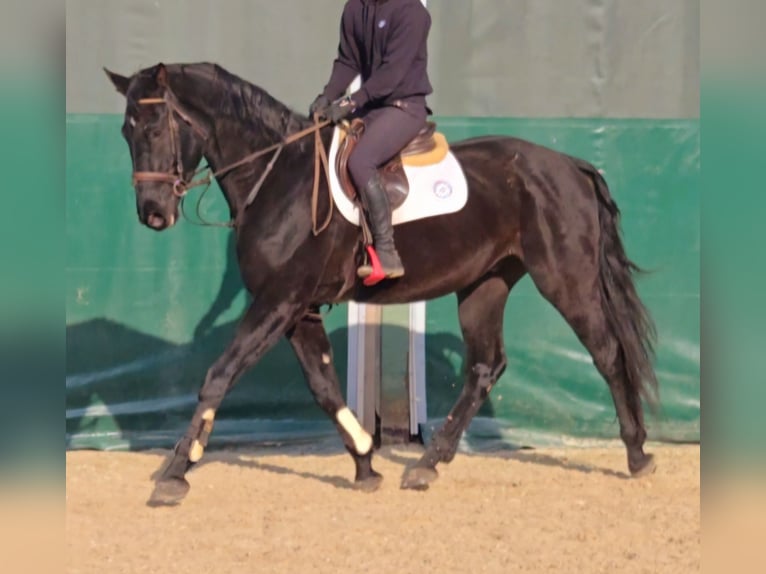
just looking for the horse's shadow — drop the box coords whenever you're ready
[66,321,476,450]
[494,450,631,479]
[145,440,630,497]
[376,445,632,480]
[67,228,490,453]
[149,448,358,491]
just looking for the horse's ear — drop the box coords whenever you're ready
[104,67,129,96]
[156,63,168,88]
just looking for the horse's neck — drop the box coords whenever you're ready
[178,71,301,217]
[203,119,280,217]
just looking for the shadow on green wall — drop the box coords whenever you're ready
[66,321,480,450]
[66,231,481,450]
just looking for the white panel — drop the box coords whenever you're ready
[409,301,427,433]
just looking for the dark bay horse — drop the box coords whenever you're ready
[103,62,659,505]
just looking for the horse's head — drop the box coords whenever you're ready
[104,63,209,231]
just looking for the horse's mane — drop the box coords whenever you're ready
[166,62,312,138]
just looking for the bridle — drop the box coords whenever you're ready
[131,95,206,198]
[131,91,334,232]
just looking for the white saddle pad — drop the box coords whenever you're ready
[327,126,469,226]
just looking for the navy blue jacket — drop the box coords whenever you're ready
[322,0,433,110]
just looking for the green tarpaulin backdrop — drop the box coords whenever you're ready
[66,116,699,450]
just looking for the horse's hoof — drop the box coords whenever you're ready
[400,466,438,491]
[353,471,383,493]
[147,477,190,507]
[630,454,657,478]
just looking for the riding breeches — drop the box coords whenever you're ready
[347,104,428,191]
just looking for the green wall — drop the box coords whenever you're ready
[66,115,699,449]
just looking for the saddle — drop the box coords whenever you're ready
[335,119,450,209]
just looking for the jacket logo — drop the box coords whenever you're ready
[378,19,387,28]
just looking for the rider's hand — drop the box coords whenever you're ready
[326,95,357,123]
[309,94,330,119]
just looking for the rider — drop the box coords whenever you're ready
[310,0,433,279]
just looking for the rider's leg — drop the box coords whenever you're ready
[347,105,427,278]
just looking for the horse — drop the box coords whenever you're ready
[103,62,659,505]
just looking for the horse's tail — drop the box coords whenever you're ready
[572,157,659,411]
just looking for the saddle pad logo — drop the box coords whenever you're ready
[433,180,453,199]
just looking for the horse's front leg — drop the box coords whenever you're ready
[149,298,305,506]
[286,312,382,491]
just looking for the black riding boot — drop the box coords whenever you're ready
[358,173,405,279]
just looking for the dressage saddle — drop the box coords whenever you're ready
[336,119,450,210]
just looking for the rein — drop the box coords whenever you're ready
[133,94,334,233]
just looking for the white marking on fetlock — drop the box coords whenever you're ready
[336,407,373,455]
[189,409,216,462]
[201,408,216,433]
[322,353,331,365]
[189,440,204,462]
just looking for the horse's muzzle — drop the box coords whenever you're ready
[141,200,176,231]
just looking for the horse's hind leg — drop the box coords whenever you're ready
[528,269,654,476]
[286,312,382,491]
[401,258,525,491]
[519,176,656,477]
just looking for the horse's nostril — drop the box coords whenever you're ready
[147,212,166,230]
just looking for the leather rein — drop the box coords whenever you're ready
[132,93,334,233]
